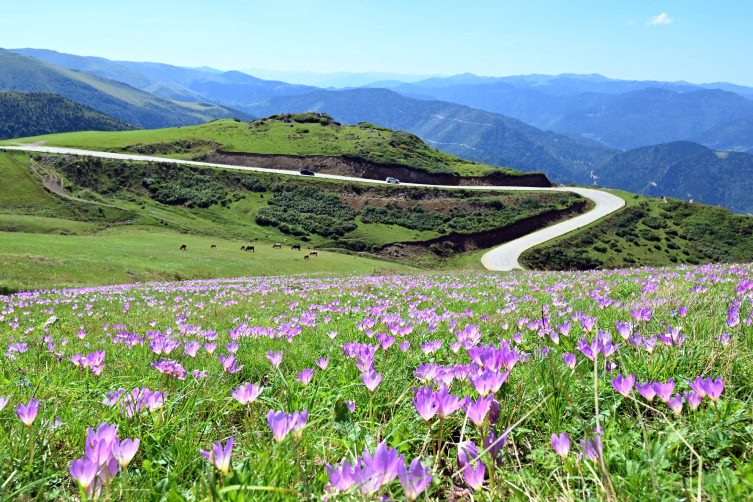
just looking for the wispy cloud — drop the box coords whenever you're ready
[627,21,634,25]
[646,13,674,25]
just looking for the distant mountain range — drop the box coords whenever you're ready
[3,48,753,213]
[0,91,138,140]
[0,51,254,128]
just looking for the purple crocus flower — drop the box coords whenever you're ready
[667,393,684,414]
[413,387,439,422]
[552,433,570,458]
[230,383,264,405]
[226,342,239,354]
[398,457,432,501]
[361,443,401,494]
[717,333,731,345]
[218,353,244,374]
[557,321,571,337]
[0,396,9,412]
[636,382,656,402]
[112,438,140,468]
[581,316,595,333]
[614,320,632,341]
[562,353,576,369]
[687,376,706,398]
[15,398,40,427]
[204,342,217,354]
[267,410,292,442]
[464,461,485,491]
[576,337,598,361]
[69,458,98,490]
[267,350,282,368]
[684,391,702,411]
[462,394,495,428]
[631,307,652,323]
[315,356,330,370]
[678,306,688,317]
[581,435,602,461]
[362,370,382,393]
[184,341,200,357]
[346,400,356,413]
[435,385,463,419]
[200,436,233,474]
[326,459,359,492]
[701,377,724,402]
[457,440,479,469]
[484,429,507,465]
[652,379,675,403]
[399,341,410,352]
[289,410,308,440]
[295,368,315,386]
[611,373,635,397]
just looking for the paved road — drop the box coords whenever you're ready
[3,145,625,271]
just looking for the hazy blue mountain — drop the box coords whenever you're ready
[593,141,753,214]
[390,83,753,150]
[242,87,616,183]
[692,116,753,154]
[239,69,446,88]
[0,52,254,128]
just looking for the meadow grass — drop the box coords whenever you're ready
[1,263,752,500]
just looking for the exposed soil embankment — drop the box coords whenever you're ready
[205,151,551,187]
[379,200,589,258]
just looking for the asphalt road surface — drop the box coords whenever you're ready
[3,146,625,271]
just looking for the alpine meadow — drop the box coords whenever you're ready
[2,2,753,501]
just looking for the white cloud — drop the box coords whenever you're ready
[646,13,674,25]
[627,20,634,25]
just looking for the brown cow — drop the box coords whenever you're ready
[211,244,216,248]
[291,244,301,251]
[309,251,318,257]
[304,255,309,260]
[246,246,254,252]
[241,246,246,250]
[179,244,187,251]
[273,243,282,249]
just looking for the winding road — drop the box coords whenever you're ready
[3,145,625,271]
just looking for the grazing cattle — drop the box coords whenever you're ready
[304,255,309,260]
[211,244,216,248]
[292,244,301,251]
[241,246,246,250]
[179,244,187,251]
[246,246,254,252]
[310,251,318,257]
[273,243,282,249]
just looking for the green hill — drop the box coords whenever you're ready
[2,115,544,181]
[0,51,255,128]
[0,91,139,140]
[592,141,753,214]
[521,190,753,270]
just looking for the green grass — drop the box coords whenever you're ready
[521,188,753,270]
[2,117,527,177]
[0,226,411,291]
[0,264,751,501]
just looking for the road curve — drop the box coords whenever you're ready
[2,145,625,271]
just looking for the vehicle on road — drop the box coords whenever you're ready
[386,177,400,184]
[300,169,315,176]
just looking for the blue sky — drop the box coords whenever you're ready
[2,0,752,85]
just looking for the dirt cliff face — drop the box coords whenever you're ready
[204,151,552,187]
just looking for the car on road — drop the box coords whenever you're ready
[299,169,315,176]
[386,177,400,184]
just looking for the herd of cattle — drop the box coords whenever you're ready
[179,243,319,259]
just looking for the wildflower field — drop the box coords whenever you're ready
[1,264,752,501]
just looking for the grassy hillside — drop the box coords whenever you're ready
[593,141,753,214]
[0,91,139,140]
[0,149,581,288]
[521,189,753,270]
[0,52,254,128]
[3,115,533,178]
